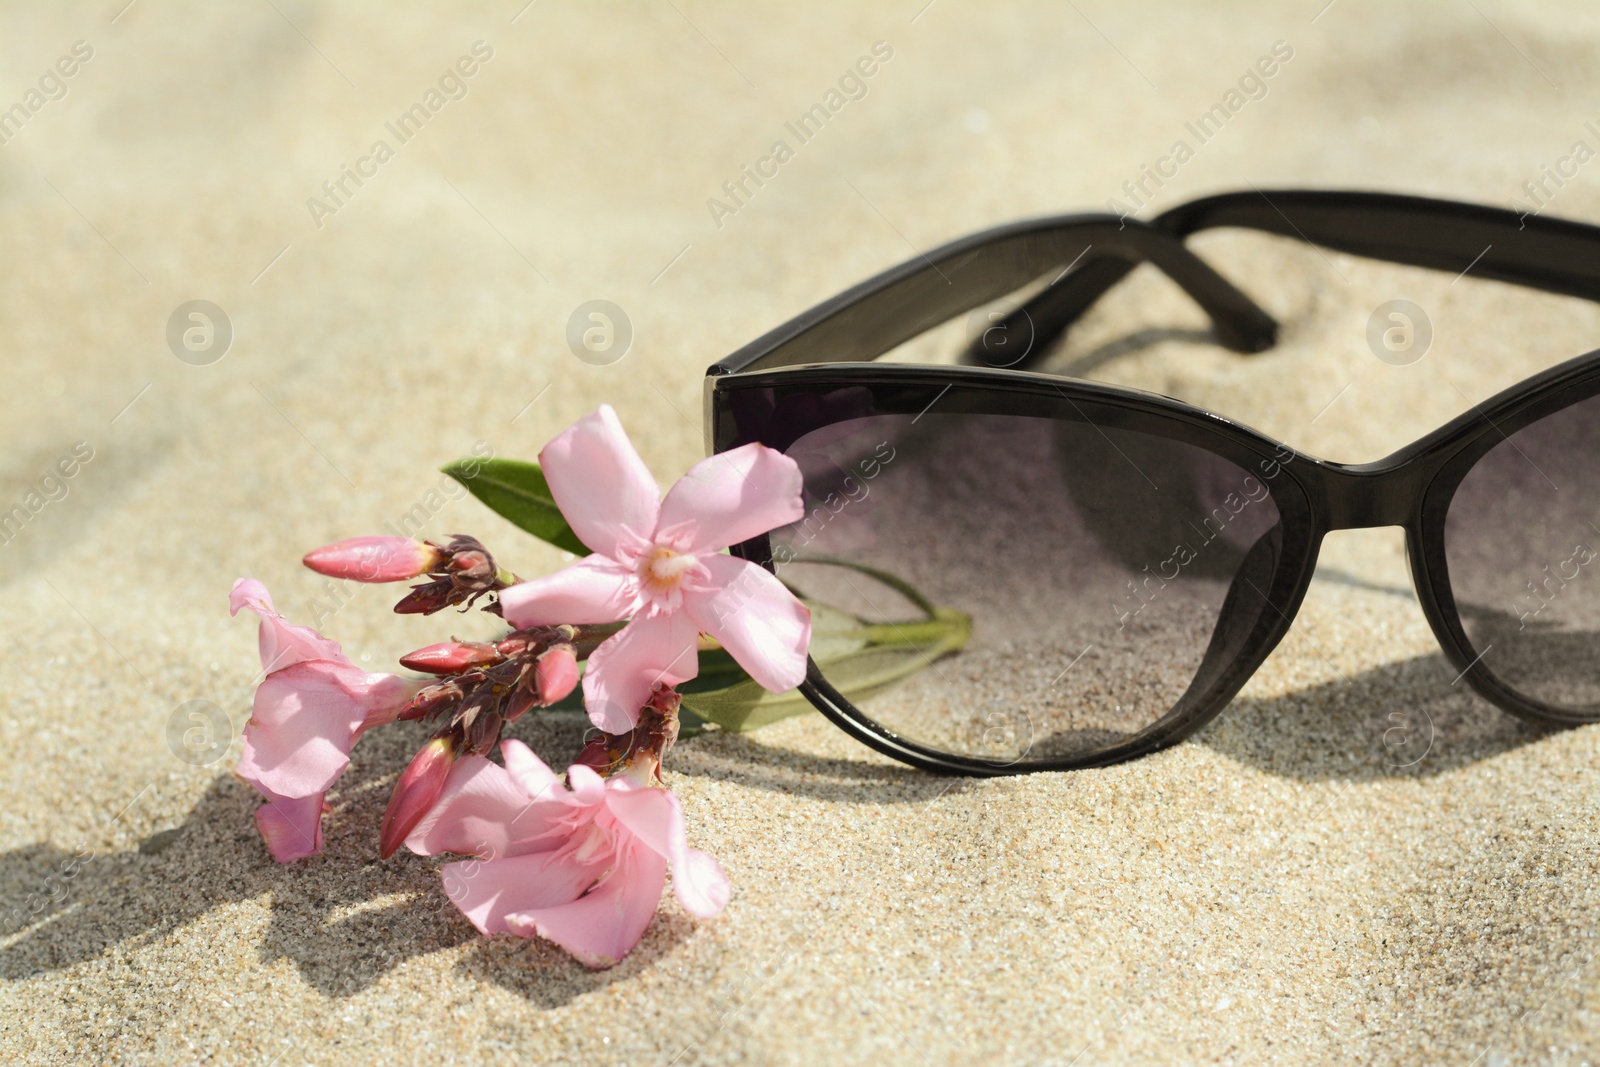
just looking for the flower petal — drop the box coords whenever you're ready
[606,781,731,919]
[654,443,805,554]
[353,674,424,736]
[498,741,608,814]
[539,404,660,559]
[440,848,610,936]
[682,555,811,694]
[236,660,406,799]
[499,554,640,628]
[498,738,562,801]
[406,751,567,858]
[504,838,667,968]
[581,612,700,733]
[671,849,732,919]
[230,577,345,673]
[564,762,609,808]
[255,792,325,863]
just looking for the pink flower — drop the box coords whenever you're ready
[499,405,811,733]
[406,738,729,968]
[230,578,419,862]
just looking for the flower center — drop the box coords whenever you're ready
[570,819,614,866]
[640,544,696,598]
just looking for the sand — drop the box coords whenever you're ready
[4,1,1600,1063]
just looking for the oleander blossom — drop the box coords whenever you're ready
[499,404,811,733]
[407,738,729,968]
[230,578,419,862]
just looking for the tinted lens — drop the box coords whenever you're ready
[764,409,1287,765]
[1444,391,1600,714]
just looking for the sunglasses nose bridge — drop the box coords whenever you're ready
[1314,461,1427,530]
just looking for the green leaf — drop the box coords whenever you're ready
[441,458,590,556]
[679,594,971,733]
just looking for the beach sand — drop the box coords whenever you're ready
[4,2,1600,1063]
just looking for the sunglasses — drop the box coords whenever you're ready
[702,189,1600,776]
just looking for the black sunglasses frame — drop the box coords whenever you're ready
[703,190,1600,776]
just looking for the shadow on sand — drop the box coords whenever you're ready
[0,643,1555,1000]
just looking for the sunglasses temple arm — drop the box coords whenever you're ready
[961,239,1276,371]
[959,257,1127,370]
[980,190,1600,374]
[1155,190,1600,304]
[715,217,1277,376]
[986,190,1600,373]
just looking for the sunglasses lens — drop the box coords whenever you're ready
[764,409,1287,765]
[1444,391,1600,715]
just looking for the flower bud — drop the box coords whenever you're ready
[536,644,580,706]
[575,730,629,776]
[503,678,538,724]
[455,685,495,730]
[379,737,456,858]
[398,641,502,674]
[448,549,492,580]
[304,537,444,583]
[389,536,510,616]
[493,633,535,658]
[399,679,464,721]
[465,710,504,756]
[392,579,454,615]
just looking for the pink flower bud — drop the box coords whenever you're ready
[380,737,457,859]
[448,549,490,575]
[574,732,622,775]
[400,680,462,721]
[493,634,534,657]
[303,537,444,583]
[398,641,502,674]
[503,682,537,724]
[536,644,579,706]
